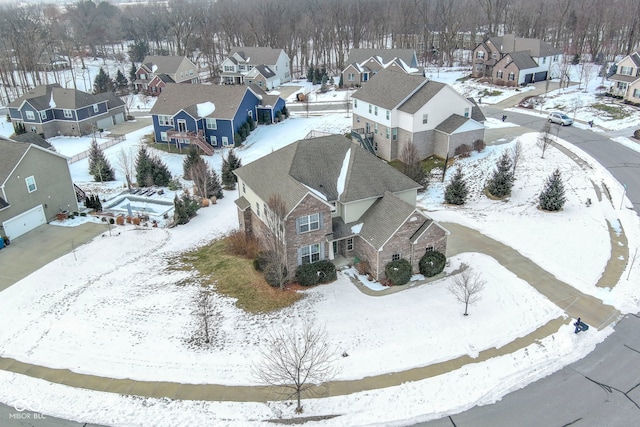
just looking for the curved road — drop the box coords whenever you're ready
[421,108,640,426]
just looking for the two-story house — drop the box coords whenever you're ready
[219,47,291,89]
[150,83,285,154]
[608,50,640,103]
[133,56,199,95]
[0,137,78,240]
[471,34,563,85]
[351,69,485,162]
[234,134,449,281]
[341,48,422,87]
[7,84,126,138]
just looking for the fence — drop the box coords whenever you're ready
[69,134,126,163]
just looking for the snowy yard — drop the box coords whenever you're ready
[2,60,640,425]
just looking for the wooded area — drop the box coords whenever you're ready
[1,0,639,97]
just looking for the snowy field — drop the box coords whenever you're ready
[2,60,640,425]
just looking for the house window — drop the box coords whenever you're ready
[392,253,401,261]
[63,109,73,118]
[386,127,390,139]
[300,243,321,264]
[476,51,485,59]
[634,89,640,98]
[497,70,503,79]
[374,106,378,116]
[492,52,497,59]
[354,99,357,108]
[239,65,246,71]
[346,238,354,251]
[368,104,372,113]
[256,202,260,217]
[553,55,558,62]
[30,126,37,132]
[210,135,217,145]
[25,110,35,120]
[422,114,428,124]
[348,73,355,81]
[392,128,397,141]
[222,136,229,146]
[93,104,99,113]
[374,123,378,134]
[242,183,246,193]
[464,107,470,117]
[189,69,194,75]
[224,65,234,72]
[542,57,546,64]
[298,213,320,233]
[363,73,369,82]
[426,246,434,252]
[386,110,390,120]
[160,132,168,142]
[40,111,47,120]
[158,115,174,126]
[248,110,253,119]
[508,72,515,81]
[25,176,37,193]
[620,66,633,76]
[206,118,217,129]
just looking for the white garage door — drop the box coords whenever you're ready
[96,116,114,130]
[2,205,46,240]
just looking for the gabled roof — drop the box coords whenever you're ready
[7,84,122,111]
[502,51,539,70]
[435,114,472,134]
[141,56,192,75]
[467,98,487,122]
[346,48,416,67]
[0,196,8,209]
[155,74,176,84]
[150,83,251,120]
[226,47,285,65]
[352,69,445,112]
[630,51,640,67]
[252,64,276,79]
[608,74,640,84]
[358,191,425,250]
[0,138,30,185]
[234,135,421,214]
[11,133,53,150]
[487,34,562,57]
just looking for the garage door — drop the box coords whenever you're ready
[2,205,46,239]
[534,71,548,82]
[96,116,114,130]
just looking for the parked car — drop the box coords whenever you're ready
[548,112,574,126]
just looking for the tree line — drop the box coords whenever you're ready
[1,0,639,100]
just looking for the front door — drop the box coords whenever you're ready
[177,119,187,132]
[332,241,338,256]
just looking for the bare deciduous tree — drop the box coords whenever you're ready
[399,141,427,190]
[511,139,523,173]
[253,322,339,413]
[262,194,288,289]
[116,147,135,191]
[537,122,554,159]
[448,266,486,316]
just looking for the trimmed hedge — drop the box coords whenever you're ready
[419,251,446,277]
[295,260,337,286]
[385,259,412,285]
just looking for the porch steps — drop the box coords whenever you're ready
[351,129,376,155]
[167,130,214,156]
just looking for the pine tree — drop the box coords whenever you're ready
[93,67,112,94]
[173,192,199,225]
[221,149,242,189]
[307,64,315,82]
[135,145,153,186]
[247,115,256,131]
[539,168,566,211]
[88,139,115,182]
[114,70,128,94]
[445,166,469,205]
[129,62,137,90]
[182,145,202,180]
[486,150,515,198]
[149,154,172,186]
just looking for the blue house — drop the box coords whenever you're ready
[150,83,286,154]
[7,84,126,138]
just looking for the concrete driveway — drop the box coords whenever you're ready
[0,222,105,292]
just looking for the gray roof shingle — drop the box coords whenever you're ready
[435,114,471,134]
[504,51,539,70]
[488,34,562,57]
[7,84,123,111]
[227,47,284,65]
[352,69,444,112]
[11,133,53,150]
[0,138,30,185]
[150,83,250,119]
[142,56,190,74]
[253,64,276,78]
[346,48,416,67]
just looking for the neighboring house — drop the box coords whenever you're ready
[234,134,449,281]
[608,50,640,102]
[0,137,78,240]
[219,47,291,88]
[150,83,286,154]
[351,69,485,161]
[342,48,422,87]
[134,55,199,95]
[471,34,563,85]
[7,84,126,138]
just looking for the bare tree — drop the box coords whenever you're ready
[537,122,554,159]
[116,147,135,191]
[448,266,486,316]
[511,139,523,173]
[580,59,595,92]
[399,141,427,190]
[253,322,339,413]
[262,194,288,289]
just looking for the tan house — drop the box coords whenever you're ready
[0,138,78,240]
[341,48,422,88]
[608,51,640,103]
[234,134,449,281]
[351,69,485,162]
[134,56,199,95]
[471,34,562,86]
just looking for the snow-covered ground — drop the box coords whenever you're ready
[1,109,640,425]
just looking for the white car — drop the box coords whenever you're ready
[548,112,574,126]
